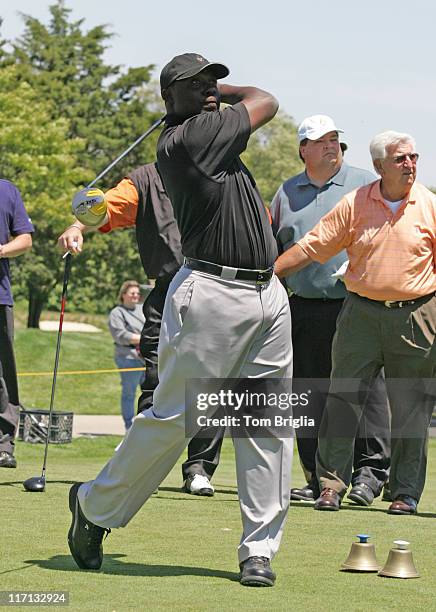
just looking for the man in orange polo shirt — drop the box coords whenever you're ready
[274,130,436,515]
[58,162,224,497]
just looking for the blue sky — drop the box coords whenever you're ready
[1,0,435,186]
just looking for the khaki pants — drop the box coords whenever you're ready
[79,267,293,563]
[316,292,436,501]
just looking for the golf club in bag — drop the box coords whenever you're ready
[23,115,165,492]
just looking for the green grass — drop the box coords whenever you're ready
[14,301,144,415]
[1,438,436,611]
[15,328,140,415]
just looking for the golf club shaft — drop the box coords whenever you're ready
[41,253,72,479]
[86,116,165,189]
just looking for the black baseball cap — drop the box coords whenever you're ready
[160,53,229,90]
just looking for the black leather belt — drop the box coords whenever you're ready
[290,293,344,303]
[353,292,435,309]
[184,257,274,284]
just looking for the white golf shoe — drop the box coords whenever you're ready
[183,474,214,496]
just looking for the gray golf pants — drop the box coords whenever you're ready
[79,266,293,563]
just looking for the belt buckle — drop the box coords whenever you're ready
[256,270,270,284]
[384,300,404,308]
[220,266,238,281]
[256,268,274,285]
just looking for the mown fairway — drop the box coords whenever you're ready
[1,437,436,611]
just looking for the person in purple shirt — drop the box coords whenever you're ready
[0,179,33,468]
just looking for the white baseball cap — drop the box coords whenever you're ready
[298,114,344,143]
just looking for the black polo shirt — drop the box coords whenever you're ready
[128,163,183,279]
[157,102,277,270]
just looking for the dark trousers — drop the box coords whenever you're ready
[290,295,390,497]
[316,292,435,502]
[0,305,20,454]
[137,274,224,480]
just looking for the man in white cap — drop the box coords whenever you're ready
[270,115,390,507]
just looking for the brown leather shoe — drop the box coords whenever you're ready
[387,495,417,515]
[290,485,314,501]
[314,488,341,511]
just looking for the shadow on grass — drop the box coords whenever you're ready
[290,500,436,518]
[0,483,238,495]
[289,501,314,508]
[23,555,239,581]
[0,480,76,488]
[345,503,436,518]
[0,481,238,504]
[158,485,238,496]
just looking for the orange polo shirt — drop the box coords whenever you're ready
[298,180,436,301]
[98,178,139,232]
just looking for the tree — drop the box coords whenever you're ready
[52,229,147,315]
[12,0,161,183]
[0,18,17,68]
[4,2,303,322]
[0,64,82,326]
[6,1,163,323]
[241,111,303,204]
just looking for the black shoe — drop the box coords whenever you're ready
[348,483,375,507]
[0,451,17,468]
[314,488,341,511]
[290,484,314,501]
[239,556,276,587]
[68,483,111,570]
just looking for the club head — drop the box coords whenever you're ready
[23,476,46,492]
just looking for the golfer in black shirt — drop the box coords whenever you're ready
[67,53,293,587]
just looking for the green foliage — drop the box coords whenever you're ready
[0,65,82,229]
[0,63,83,322]
[2,1,303,321]
[3,0,164,322]
[242,111,303,204]
[53,228,147,314]
[12,0,163,184]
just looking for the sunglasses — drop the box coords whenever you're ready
[391,153,419,164]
